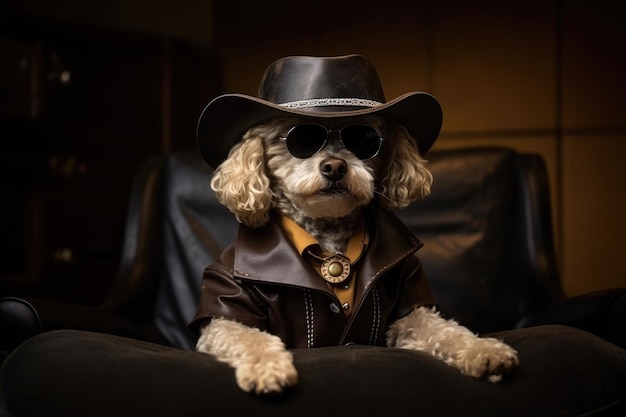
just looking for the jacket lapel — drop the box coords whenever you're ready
[233,214,331,294]
[232,208,423,298]
[353,207,423,306]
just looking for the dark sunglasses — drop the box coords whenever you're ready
[279,123,384,160]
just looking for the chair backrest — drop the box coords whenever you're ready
[396,147,564,333]
[154,151,238,349]
[110,147,564,349]
[102,150,236,350]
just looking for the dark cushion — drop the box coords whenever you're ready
[1,326,624,416]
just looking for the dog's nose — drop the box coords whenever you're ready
[320,158,348,182]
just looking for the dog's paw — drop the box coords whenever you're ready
[235,350,298,395]
[457,337,519,383]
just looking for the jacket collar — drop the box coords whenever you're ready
[279,214,368,263]
[233,205,423,297]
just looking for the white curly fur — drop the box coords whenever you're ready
[197,318,297,394]
[387,307,519,383]
[200,116,519,395]
[378,123,433,209]
[210,123,278,227]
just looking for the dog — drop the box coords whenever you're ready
[194,116,519,394]
[191,55,519,395]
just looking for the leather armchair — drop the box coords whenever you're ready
[1,147,624,416]
[398,148,626,345]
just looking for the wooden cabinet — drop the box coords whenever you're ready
[0,16,218,305]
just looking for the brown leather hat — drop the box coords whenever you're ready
[197,54,442,168]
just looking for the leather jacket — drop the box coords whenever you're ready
[189,206,435,348]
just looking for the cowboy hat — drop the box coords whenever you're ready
[197,54,442,168]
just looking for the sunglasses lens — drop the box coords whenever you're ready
[340,125,382,159]
[286,124,328,158]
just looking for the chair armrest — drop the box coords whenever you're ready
[0,294,170,358]
[519,287,626,348]
[514,154,564,305]
[0,297,42,354]
[99,155,165,320]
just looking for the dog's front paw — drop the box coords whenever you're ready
[235,350,298,395]
[457,338,519,383]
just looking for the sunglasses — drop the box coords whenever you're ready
[279,123,384,160]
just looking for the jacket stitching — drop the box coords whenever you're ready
[369,285,380,345]
[207,263,233,277]
[304,289,314,348]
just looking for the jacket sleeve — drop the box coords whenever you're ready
[188,247,267,336]
[389,254,437,321]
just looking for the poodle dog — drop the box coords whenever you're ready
[194,115,519,395]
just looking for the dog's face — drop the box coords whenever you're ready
[264,116,383,220]
[210,116,432,228]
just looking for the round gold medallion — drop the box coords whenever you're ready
[320,255,351,284]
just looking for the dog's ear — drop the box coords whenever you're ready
[378,123,433,210]
[210,132,274,227]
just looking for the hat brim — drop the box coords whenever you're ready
[197,92,442,169]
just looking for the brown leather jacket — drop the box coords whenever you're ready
[189,206,435,348]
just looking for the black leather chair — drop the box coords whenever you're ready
[1,147,624,416]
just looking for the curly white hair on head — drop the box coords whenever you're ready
[377,122,433,210]
[209,122,279,227]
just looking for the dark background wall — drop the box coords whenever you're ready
[1,0,624,302]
